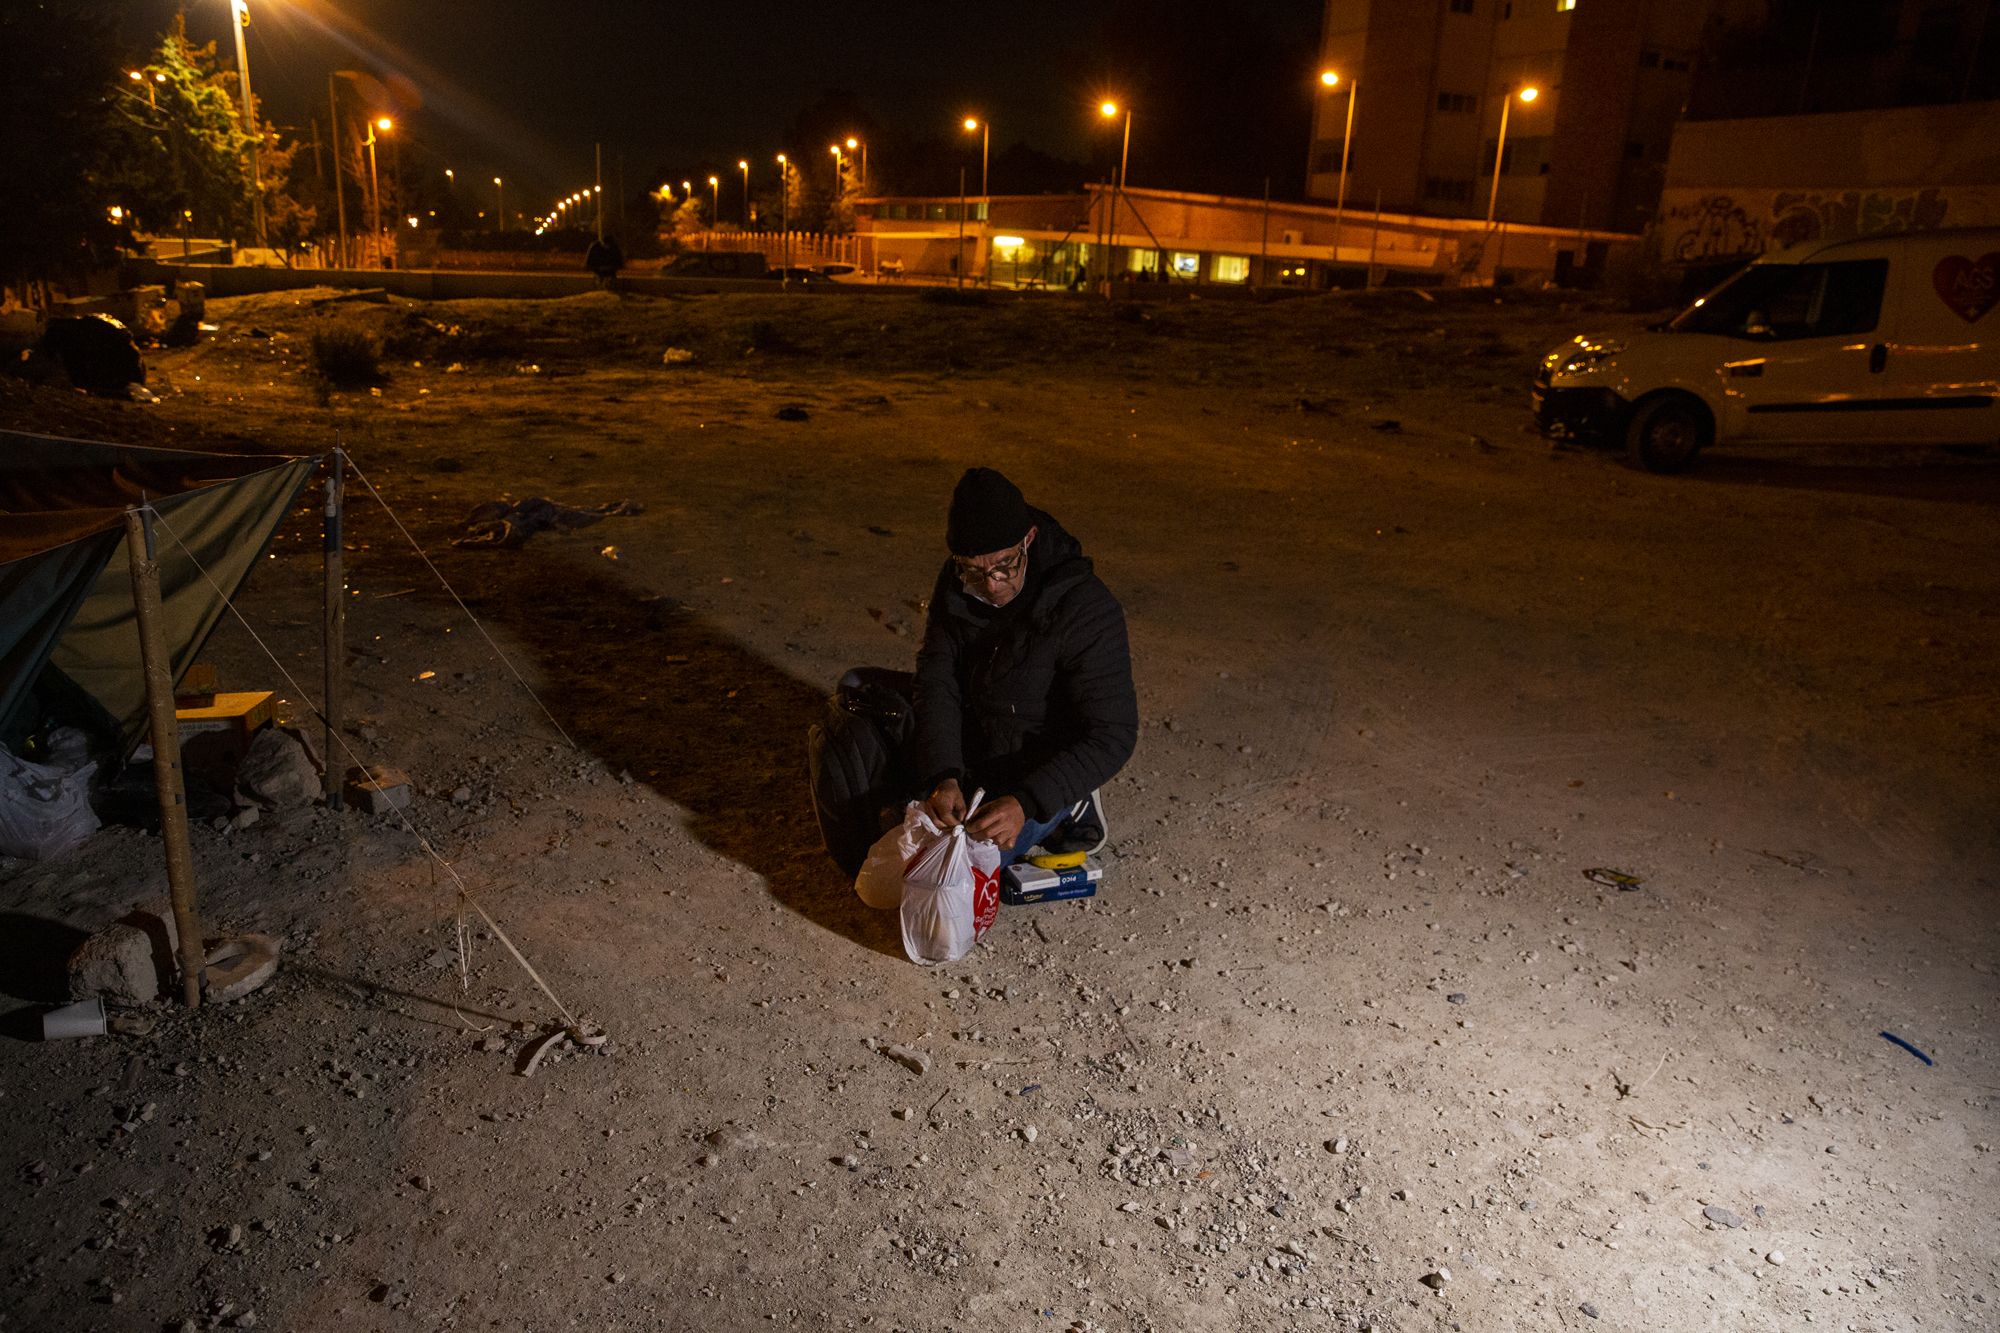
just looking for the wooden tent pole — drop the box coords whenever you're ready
[123,506,205,1008]
[323,449,345,810]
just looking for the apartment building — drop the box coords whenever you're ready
[1306,0,1754,231]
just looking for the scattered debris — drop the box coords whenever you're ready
[1702,1205,1745,1229]
[453,497,643,550]
[67,924,159,1006]
[41,997,107,1041]
[1584,867,1645,890]
[865,1037,933,1076]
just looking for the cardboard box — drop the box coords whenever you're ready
[1002,857,1103,906]
[175,691,274,787]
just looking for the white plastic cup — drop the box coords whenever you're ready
[42,998,107,1040]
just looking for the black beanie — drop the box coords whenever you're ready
[946,467,1032,556]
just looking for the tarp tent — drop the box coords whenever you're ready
[0,430,317,752]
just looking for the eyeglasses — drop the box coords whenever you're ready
[954,539,1029,587]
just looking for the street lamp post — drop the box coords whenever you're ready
[776,154,790,282]
[228,0,266,245]
[1320,71,1359,263]
[363,117,390,265]
[845,136,866,193]
[494,176,504,232]
[708,174,719,231]
[1486,85,1539,226]
[1098,101,1132,287]
[738,160,751,226]
[962,118,989,198]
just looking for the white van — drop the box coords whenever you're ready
[1534,226,2000,471]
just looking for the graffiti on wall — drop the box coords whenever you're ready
[1661,186,1957,265]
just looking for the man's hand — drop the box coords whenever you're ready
[925,778,967,827]
[965,795,1026,850]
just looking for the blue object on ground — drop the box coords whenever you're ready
[1879,1031,1935,1065]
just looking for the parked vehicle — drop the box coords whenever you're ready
[661,251,767,278]
[1535,226,2000,471]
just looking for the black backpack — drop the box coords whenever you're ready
[806,668,917,876]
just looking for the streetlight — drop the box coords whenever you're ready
[739,159,750,226]
[493,176,504,232]
[1097,101,1132,287]
[228,0,266,245]
[1320,71,1359,258]
[708,174,719,225]
[829,143,843,199]
[776,154,790,279]
[845,136,867,192]
[363,116,391,263]
[962,117,989,198]
[127,69,165,109]
[1485,85,1539,226]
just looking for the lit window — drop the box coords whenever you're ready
[1558,0,1576,10]
[1212,255,1250,283]
[1126,248,1160,272]
[1170,252,1200,278]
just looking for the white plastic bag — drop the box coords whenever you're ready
[899,823,1003,966]
[0,733,100,862]
[855,802,939,910]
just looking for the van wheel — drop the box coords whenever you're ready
[1626,394,1712,474]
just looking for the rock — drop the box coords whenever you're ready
[866,1038,933,1076]
[1702,1205,1745,1229]
[893,1107,914,1121]
[1420,1267,1450,1289]
[450,785,472,805]
[1446,992,1468,1005]
[68,924,160,1006]
[702,1124,767,1152]
[1579,1301,1599,1319]
[478,1036,506,1053]
[237,727,322,809]
[1021,1125,1039,1143]
[1324,1137,1349,1154]
[1765,1250,1785,1265]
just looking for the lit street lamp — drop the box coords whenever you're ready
[228,0,266,245]
[962,117,989,199]
[739,159,750,226]
[708,174,719,225]
[493,176,504,232]
[845,136,866,193]
[363,116,391,264]
[776,154,790,281]
[1486,85,1539,226]
[1097,100,1132,288]
[829,143,843,199]
[1320,71,1359,257]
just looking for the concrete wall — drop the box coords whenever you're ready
[1657,100,2000,264]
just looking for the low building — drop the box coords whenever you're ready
[856,185,1644,291]
[1656,99,2000,279]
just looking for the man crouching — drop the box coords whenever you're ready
[915,467,1138,862]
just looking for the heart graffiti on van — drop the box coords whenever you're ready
[1933,253,1999,323]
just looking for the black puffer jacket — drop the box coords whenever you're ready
[913,507,1138,820]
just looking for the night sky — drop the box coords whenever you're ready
[121,0,1326,217]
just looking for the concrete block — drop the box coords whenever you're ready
[344,765,412,815]
[202,933,281,1003]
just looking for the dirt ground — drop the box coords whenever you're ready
[2,285,1996,1333]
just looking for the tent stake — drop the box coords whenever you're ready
[124,507,205,1009]
[323,448,345,810]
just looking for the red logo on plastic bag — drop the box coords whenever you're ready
[972,866,1000,935]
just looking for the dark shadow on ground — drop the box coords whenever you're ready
[0,912,89,1005]
[421,550,904,958]
[1679,447,2000,505]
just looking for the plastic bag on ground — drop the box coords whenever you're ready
[1,732,100,861]
[899,824,1002,966]
[855,802,939,910]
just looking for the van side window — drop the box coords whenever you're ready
[1671,259,1888,340]
[1758,261,1887,338]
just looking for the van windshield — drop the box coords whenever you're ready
[1668,260,1888,340]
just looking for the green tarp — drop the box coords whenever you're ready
[0,430,317,750]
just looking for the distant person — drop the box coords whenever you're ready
[913,468,1137,862]
[585,235,624,287]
